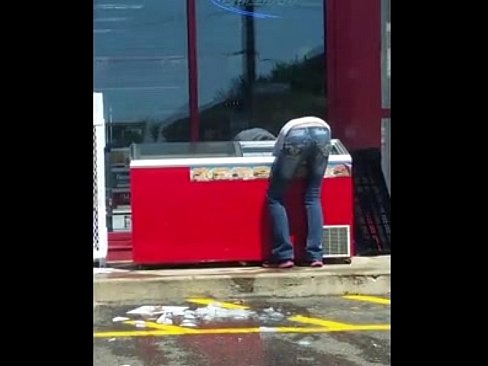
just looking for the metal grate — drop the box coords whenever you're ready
[322,225,351,258]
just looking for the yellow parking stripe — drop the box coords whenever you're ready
[94,324,390,338]
[96,297,391,339]
[343,295,390,305]
[186,297,249,310]
[288,315,352,329]
[277,324,390,332]
[124,321,198,334]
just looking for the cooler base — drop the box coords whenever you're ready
[131,224,352,265]
[107,232,133,262]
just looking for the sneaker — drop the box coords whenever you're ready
[310,260,324,268]
[262,260,294,269]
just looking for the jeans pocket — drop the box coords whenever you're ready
[283,142,304,156]
[318,143,332,157]
[313,134,331,157]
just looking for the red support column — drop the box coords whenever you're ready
[187,0,199,142]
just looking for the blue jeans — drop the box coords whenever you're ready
[267,127,331,262]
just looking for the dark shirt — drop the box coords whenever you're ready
[233,128,276,141]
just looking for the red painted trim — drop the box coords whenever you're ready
[327,0,340,138]
[108,232,133,261]
[187,0,199,142]
[108,232,131,241]
[326,0,336,123]
[326,0,382,150]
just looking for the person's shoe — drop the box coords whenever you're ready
[262,260,294,269]
[310,260,324,268]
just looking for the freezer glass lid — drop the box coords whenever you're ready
[237,141,276,156]
[130,142,239,159]
[236,139,348,156]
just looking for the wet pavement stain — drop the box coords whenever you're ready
[260,336,360,366]
[329,333,391,365]
[231,278,255,293]
[95,301,309,331]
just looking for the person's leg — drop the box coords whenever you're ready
[304,128,331,264]
[266,135,308,265]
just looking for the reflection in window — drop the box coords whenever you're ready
[94,0,190,146]
[162,0,326,142]
[93,0,190,231]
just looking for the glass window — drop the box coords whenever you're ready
[163,0,326,142]
[94,0,189,231]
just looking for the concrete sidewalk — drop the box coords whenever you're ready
[94,256,390,303]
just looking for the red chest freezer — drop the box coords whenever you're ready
[129,140,354,265]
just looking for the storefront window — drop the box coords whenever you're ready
[94,0,189,231]
[161,0,326,141]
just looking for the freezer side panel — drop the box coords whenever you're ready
[288,177,354,259]
[131,166,271,264]
[130,164,354,264]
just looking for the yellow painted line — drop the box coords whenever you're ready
[183,327,261,334]
[343,295,391,305]
[124,321,198,334]
[94,324,390,338]
[95,330,177,338]
[96,298,391,339]
[340,325,390,331]
[269,325,390,333]
[186,297,249,310]
[288,315,352,329]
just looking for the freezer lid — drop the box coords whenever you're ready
[236,139,350,156]
[130,139,350,160]
[130,141,240,160]
[130,139,351,168]
[237,141,276,157]
[331,139,350,155]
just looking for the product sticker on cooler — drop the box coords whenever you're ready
[190,162,351,182]
[190,165,271,182]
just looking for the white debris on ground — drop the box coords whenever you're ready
[156,314,174,325]
[117,303,287,328]
[133,320,146,328]
[259,327,278,332]
[259,307,285,321]
[93,267,129,275]
[112,316,130,322]
[127,305,189,316]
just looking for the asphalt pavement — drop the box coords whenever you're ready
[94,295,390,366]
